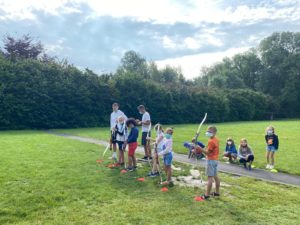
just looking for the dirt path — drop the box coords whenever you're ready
[48,132,300,187]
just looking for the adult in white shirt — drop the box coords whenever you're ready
[110,103,127,160]
[136,105,151,160]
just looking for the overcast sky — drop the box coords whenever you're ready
[0,0,299,79]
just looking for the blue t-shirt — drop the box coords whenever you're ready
[225,145,237,154]
[127,127,139,143]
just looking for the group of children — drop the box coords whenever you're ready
[109,102,280,200]
[110,103,174,185]
[223,126,279,171]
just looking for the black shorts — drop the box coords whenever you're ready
[141,132,151,146]
[117,141,125,151]
[111,131,117,144]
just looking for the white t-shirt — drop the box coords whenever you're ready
[158,138,173,156]
[110,110,127,130]
[141,112,151,132]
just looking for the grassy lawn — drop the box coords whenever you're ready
[53,119,300,175]
[1,131,300,224]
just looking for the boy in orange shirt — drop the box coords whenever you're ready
[200,125,220,200]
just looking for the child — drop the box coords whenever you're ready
[115,116,128,167]
[265,126,279,170]
[184,138,205,159]
[157,127,173,185]
[110,103,127,160]
[125,118,139,171]
[223,138,237,162]
[238,138,254,170]
[200,126,220,200]
[148,124,164,177]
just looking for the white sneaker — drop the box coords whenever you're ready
[269,165,274,170]
[266,164,270,169]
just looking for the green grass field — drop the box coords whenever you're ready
[53,120,300,175]
[0,131,299,224]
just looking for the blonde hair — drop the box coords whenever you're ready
[165,127,173,134]
[266,125,275,134]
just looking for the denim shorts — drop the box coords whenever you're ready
[266,146,278,152]
[206,160,218,177]
[163,152,173,166]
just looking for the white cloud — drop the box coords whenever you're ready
[155,47,250,79]
[1,0,299,24]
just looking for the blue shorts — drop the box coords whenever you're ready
[266,146,278,152]
[163,152,173,166]
[206,160,218,177]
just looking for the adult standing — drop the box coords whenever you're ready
[110,103,127,160]
[136,105,151,160]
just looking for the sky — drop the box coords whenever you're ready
[0,0,299,79]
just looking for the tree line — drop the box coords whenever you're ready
[0,32,299,130]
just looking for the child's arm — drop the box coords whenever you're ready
[248,147,254,156]
[233,145,238,154]
[275,135,279,149]
[237,148,245,159]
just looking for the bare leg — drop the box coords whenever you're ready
[166,166,172,182]
[132,156,136,167]
[128,155,132,167]
[270,152,275,166]
[205,177,213,196]
[147,142,151,158]
[152,155,158,173]
[266,151,270,164]
[214,176,220,194]
[143,146,147,157]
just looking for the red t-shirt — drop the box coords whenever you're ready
[206,137,219,160]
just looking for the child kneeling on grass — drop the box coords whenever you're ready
[125,118,139,171]
[238,138,254,170]
[223,138,237,163]
[265,126,279,170]
[157,127,173,185]
[200,125,220,200]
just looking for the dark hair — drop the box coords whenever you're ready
[126,118,136,127]
[112,103,119,107]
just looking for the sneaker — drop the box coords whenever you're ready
[127,167,134,172]
[269,165,274,170]
[201,195,210,200]
[150,172,160,177]
[266,164,270,169]
[149,156,153,160]
[210,192,220,197]
[147,172,154,176]
[142,156,148,160]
